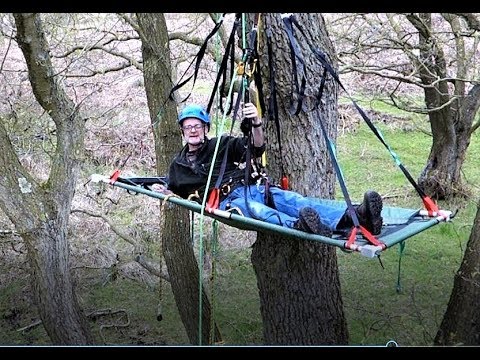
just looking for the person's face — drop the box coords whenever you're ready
[181,118,207,147]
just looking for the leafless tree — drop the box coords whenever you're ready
[0,13,95,344]
[250,13,348,344]
[135,13,222,345]
[327,13,480,199]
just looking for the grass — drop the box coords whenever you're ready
[334,115,478,346]
[82,276,188,345]
[208,249,262,344]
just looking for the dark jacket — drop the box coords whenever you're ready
[168,135,265,200]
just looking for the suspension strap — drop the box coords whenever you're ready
[287,13,444,217]
[206,13,242,115]
[396,241,406,293]
[169,14,226,103]
[281,13,307,116]
[315,67,385,249]
[206,14,259,211]
[265,22,288,189]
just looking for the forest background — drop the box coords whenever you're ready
[1,13,479,346]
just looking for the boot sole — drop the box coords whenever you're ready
[299,207,332,237]
[365,191,383,235]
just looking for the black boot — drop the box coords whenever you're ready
[293,207,332,237]
[337,191,383,235]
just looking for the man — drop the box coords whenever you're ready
[153,103,383,237]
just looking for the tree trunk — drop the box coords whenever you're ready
[136,13,221,345]
[434,202,480,345]
[418,107,461,200]
[409,13,480,199]
[418,83,480,199]
[4,13,94,344]
[251,13,348,344]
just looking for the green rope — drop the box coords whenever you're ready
[206,14,223,345]
[242,13,247,51]
[396,241,406,293]
[209,219,219,344]
[197,16,241,346]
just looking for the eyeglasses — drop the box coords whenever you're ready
[182,124,205,132]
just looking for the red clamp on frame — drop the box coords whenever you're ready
[421,196,439,217]
[344,226,386,257]
[420,196,453,221]
[109,169,121,184]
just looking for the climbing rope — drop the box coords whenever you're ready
[196,15,244,346]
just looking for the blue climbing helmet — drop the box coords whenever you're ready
[178,104,210,129]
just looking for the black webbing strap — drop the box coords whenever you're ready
[281,13,307,116]
[115,176,168,189]
[206,13,242,115]
[212,12,263,195]
[265,26,287,183]
[206,80,247,210]
[288,14,429,202]
[169,14,226,103]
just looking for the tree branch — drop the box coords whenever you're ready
[453,13,480,32]
[71,208,139,249]
[65,61,141,78]
[71,208,169,282]
[55,45,142,71]
[13,13,85,205]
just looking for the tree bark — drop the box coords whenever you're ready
[411,13,470,199]
[251,13,348,344]
[435,202,480,345]
[3,13,94,344]
[136,13,221,345]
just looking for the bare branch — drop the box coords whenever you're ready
[117,13,141,35]
[169,14,239,64]
[58,45,142,72]
[453,13,480,32]
[65,61,140,78]
[71,208,169,282]
[16,320,42,333]
[135,254,169,281]
[71,208,138,249]
[342,65,425,87]
[0,29,14,73]
[405,13,431,39]
[55,36,140,59]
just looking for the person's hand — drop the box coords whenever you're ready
[151,183,173,195]
[242,102,259,120]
